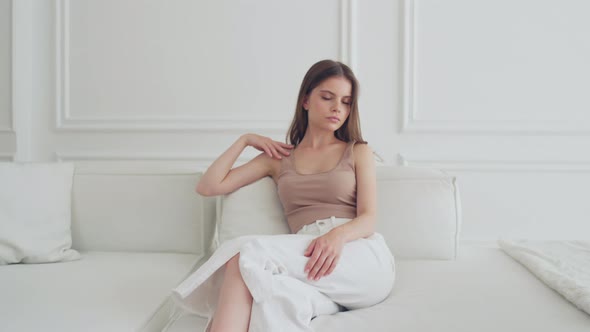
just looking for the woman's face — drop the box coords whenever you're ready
[303,76,352,132]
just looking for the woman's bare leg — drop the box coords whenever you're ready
[209,253,253,332]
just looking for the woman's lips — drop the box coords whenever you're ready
[327,116,340,122]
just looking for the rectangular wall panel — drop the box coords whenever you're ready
[0,0,12,132]
[402,0,590,133]
[58,0,347,131]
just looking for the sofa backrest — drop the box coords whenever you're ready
[70,169,215,255]
[69,165,461,260]
[215,165,462,260]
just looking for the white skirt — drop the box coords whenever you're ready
[171,216,395,332]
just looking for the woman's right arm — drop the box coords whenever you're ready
[196,134,293,196]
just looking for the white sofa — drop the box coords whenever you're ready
[0,166,213,332]
[165,166,590,331]
[1,164,588,332]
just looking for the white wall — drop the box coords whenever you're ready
[4,0,590,240]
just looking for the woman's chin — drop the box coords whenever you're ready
[309,122,343,132]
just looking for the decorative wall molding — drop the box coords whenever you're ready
[54,0,357,132]
[398,153,590,172]
[11,0,33,162]
[55,151,248,162]
[340,0,357,72]
[1,0,14,134]
[399,0,590,135]
[54,151,250,170]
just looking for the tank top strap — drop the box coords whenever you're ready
[347,141,356,157]
[278,152,294,177]
[337,141,356,170]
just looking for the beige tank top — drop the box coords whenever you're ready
[277,142,357,233]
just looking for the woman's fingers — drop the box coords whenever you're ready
[267,142,293,159]
[304,247,322,275]
[304,240,315,257]
[325,255,339,276]
[308,253,328,280]
[302,231,345,280]
[261,145,272,158]
[274,144,292,157]
[315,256,335,280]
[248,134,293,159]
[275,141,293,151]
[268,141,291,158]
[305,245,341,280]
[269,145,281,159]
[281,149,291,156]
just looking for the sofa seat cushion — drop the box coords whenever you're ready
[0,251,201,332]
[163,243,590,332]
[310,243,590,331]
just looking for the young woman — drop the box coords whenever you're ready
[172,59,395,332]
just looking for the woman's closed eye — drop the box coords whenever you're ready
[322,97,351,105]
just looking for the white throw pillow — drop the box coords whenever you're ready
[0,162,80,264]
[217,177,290,245]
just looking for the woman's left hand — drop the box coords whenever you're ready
[304,230,345,281]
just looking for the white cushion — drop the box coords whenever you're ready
[0,162,80,264]
[71,172,205,254]
[0,251,201,332]
[216,166,461,260]
[217,177,290,245]
[375,166,461,260]
[312,243,590,331]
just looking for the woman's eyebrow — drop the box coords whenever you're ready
[319,90,351,98]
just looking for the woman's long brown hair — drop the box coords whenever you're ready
[286,60,367,146]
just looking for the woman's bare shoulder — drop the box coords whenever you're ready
[352,142,373,161]
[254,152,283,182]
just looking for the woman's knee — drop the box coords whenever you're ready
[225,253,241,274]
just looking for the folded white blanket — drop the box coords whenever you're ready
[498,239,590,315]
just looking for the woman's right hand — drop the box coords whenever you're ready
[243,133,293,159]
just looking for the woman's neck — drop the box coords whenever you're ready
[299,127,341,149]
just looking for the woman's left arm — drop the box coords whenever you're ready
[304,143,377,280]
[332,143,377,241]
